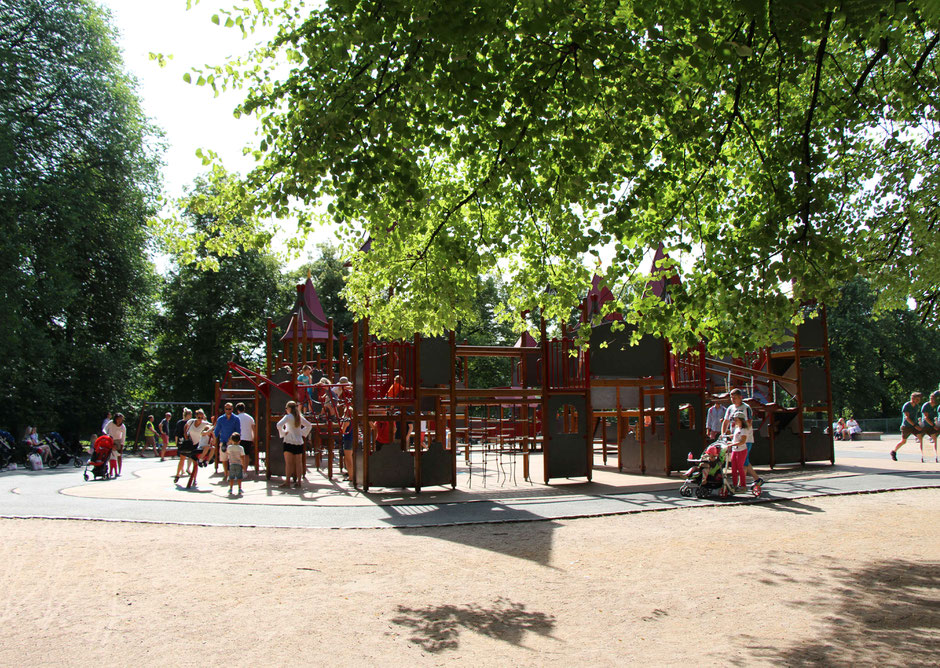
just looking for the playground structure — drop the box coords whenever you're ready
[214,271,834,493]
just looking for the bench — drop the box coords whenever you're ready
[852,431,882,441]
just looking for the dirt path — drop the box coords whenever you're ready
[1,488,937,666]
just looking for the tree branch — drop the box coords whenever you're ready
[853,37,888,95]
[799,11,832,239]
[912,32,939,79]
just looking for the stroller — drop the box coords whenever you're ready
[680,440,762,499]
[84,435,114,481]
[43,432,84,469]
[0,430,16,469]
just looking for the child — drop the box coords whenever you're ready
[696,444,722,485]
[340,405,354,480]
[729,411,750,490]
[225,432,245,495]
[297,365,313,412]
[317,377,338,420]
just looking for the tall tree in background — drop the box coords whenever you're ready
[149,178,291,403]
[169,0,940,354]
[828,278,940,419]
[0,0,161,439]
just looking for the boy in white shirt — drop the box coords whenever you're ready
[225,432,246,495]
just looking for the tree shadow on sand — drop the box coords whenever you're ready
[747,559,939,666]
[390,597,556,652]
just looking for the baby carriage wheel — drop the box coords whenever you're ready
[694,487,706,498]
[47,457,59,470]
[83,471,89,481]
[679,484,693,497]
[751,485,762,497]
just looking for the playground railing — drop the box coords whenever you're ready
[364,340,415,400]
[545,338,587,390]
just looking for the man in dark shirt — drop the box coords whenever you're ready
[891,392,922,461]
[919,391,940,463]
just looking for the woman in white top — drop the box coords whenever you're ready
[180,410,212,488]
[277,400,312,489]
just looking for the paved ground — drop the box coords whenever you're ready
[2,438,938,528]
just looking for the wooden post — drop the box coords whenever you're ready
[449,330,458,488]
[362,318,370,492]
[584,345,592,481]
[540,317,551,484]
[327,318,334,379]
[292,311,300,373]
[794,323,807,466]
[821,305,835,465]
[662,340,672,475]
[351,320,359,487]
[413,333,422,493]
[616,386,623,472]
[265,319,274,378]
[521,348,530,481]
[638,385,645,473]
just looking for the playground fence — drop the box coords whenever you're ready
[804,417,899,434]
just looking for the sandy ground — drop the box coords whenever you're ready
[1,488,937,666]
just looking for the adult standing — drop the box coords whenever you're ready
[184,409,213,487]
[173,408,193,482]
[891,392,923,461]
[720,389,764,488]
[234,402,256,475]
[276,400,312,489]
[104,413,126,476]
[213,403,241,480]
[101,412,111,436]
[158,412,172,461]
[144,415,158,456]
[705,399,724,441]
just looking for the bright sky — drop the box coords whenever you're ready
[99,0,332,263]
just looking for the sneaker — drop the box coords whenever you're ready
[755,477,765,487]
[890,450,897,461]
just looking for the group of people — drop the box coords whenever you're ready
[704,389,767,491]
[891,391,940,463]
[168,403,256,493]
[296,366,354,420]
[831,417,862,441]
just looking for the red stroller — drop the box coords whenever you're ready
[84,435,114,481]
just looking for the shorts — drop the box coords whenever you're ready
[228,463,243,481]
[161,433,170,446]
[919,423,939,436]
[342,436,353,452]
[744,442,753,467]
[283,442,303,455]
[901,425,922,438]
[145,436,156,447]
[241,441,254,460]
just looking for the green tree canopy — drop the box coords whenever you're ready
[150,177,292,403]
[829,278,940,419]
[173,0,940,353]
[0,0,162,440]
